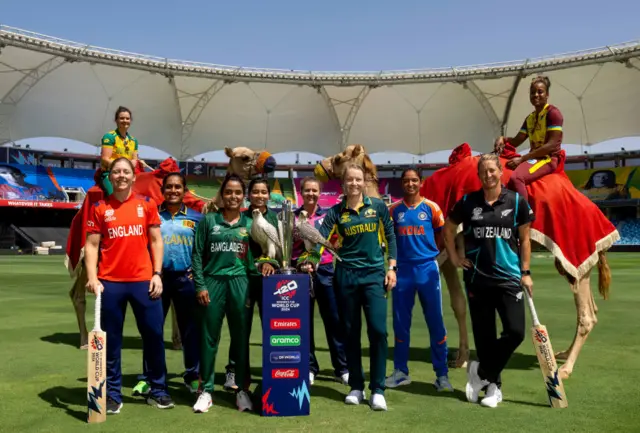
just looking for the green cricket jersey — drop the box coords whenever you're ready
[317,196,397,269]
[192,211,253,291]
[242,207,279,276]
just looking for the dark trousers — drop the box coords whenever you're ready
[226,274,262,375]
[310,263,348,377]
[507,156,558,201]
[466,284,525,387]
[101,280,168,403]
[335,266,388,395]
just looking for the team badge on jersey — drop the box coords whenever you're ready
[471,207,483,221]
[397,212,405,222]
[340,212,351,223]
[137,204,144,218]
[183,220,195,229]
[418,211,427,221]
[212,225,220,233]
[364,208,377,218]
[105,208,116,222]
[238,228,248,237]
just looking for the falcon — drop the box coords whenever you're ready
[250,209,282,260]
[296,210,342,262]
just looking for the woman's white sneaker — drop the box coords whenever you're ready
[193,391,213,413]
[344,390,365,405]
[236,390,253,412]
[480,383,502,408]
[465,361,489,403]
[370,393,388,411]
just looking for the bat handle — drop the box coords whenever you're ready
[94,290,102,332]
[524,288,541,327]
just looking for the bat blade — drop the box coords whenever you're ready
[87,329,107,423]
[531,324,568,408]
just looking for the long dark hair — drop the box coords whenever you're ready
[248,178,270,196]
[114,106,132,121]
[162,172,188,192]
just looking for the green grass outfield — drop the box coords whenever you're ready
[1,254,639,432]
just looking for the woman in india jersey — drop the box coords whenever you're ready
[191,173,255,414]
[494,75,564,202]
[225,178,279,391]
[84,157,173,414]
[132,172,203,398]
[98,106,140,196]
[300,164,397,411]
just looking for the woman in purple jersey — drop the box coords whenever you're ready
[386,168,452,392]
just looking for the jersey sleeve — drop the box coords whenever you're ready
[516,194,535,226]
[519,118,528,136]
[86,203,103,235]
[547,107,564,132]
[316,206,338,256]
[133,137,140,151]
[101,133,115,147]
[146,198,161,226]
[379,202,397,261]
[191,214,210,292]
[426,200,445,231]
[448,197,465,225]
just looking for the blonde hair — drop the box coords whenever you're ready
[341,164,365,182]
[477,153,502,173]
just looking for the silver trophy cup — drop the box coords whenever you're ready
[278,200,296,274]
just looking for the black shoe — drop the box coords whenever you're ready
[107,397,123,414]
[146,394,175,409]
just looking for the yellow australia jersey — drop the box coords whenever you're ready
[101,130,139,160]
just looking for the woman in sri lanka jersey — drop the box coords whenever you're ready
[99,106,140,196]
[494,75,564,202]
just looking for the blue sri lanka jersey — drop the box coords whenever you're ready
[159,203,203,272]
[389,198,445,263]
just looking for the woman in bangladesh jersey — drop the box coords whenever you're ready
[225,178,279,391]
[98,106,140,196]
[191,173,254,414]
[494,75,564,202]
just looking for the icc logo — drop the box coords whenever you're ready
[274,280,298,301]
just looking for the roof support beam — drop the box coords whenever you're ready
[179,80,226,160]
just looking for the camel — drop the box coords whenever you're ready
[315,143,619,380]
[66,147,277,350]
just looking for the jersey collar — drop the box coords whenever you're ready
[215,210,246,227]
[294,205,325,217]
[340,195,372,212]
[159,202,187,216]
[402,197,423,210]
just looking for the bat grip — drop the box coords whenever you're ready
[94,290,102,332]
[524,289,541,327]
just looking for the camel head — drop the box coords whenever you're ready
[224,146,277,182]
[314,144,380,198]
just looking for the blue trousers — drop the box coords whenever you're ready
[101,280,168,403]
[393,259,448,377]
[310,263,348,377]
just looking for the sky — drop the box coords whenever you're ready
[2,0,640,163]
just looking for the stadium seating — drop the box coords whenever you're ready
[615,219,640,245]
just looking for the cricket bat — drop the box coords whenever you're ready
[524,289,568,408]
[87,291,107,423]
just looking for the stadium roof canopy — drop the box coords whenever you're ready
[1,25,640,160]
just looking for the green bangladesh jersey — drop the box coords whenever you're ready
[317,195,397,269]
[242,207,280,276]
[192,211,253,291]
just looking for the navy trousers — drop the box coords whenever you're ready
[310,263,348,377]
[101,280,168,403]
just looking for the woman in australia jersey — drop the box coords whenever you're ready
[443,154,535,409]
[292,177,348,387]
[225,178,279,391]
[494,75,564,202]
[132,172,203,398]
[98,106,140,196]
[385,169,453,393]
[84,157,173,414]
[301,164,397,411]
[191,173,254,414]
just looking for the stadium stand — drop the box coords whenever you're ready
[614,219,640,245]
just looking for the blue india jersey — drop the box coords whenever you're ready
[159,204,203,272]
[390,198,445,263]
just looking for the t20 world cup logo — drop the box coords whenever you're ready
[274,280,298,301]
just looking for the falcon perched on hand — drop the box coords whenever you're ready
[250,208,282,260]
[295,210,342,261]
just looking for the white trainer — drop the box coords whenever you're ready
[465,361,489,403]
[385,369,411,388]
[309,372,315,385]
[339,372,349,386]
[370,393,388,411]
[344,390,366,405]
[434,375,454,392]
[193,391,213,413]
[236,390,253,412]
[480,383,503,408]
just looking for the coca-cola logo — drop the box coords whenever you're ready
[270,319,301,330]
[272,369,299,379]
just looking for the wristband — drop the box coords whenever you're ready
[388,265,398,272]
[521,270,531,276]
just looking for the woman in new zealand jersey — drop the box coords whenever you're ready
[98,106,140,196]
[301,164,397,411]
[225,178,279,391]
[494,75,564,202]
[444,154,534,409]
[85,157,173,414]
[191,174,254,413]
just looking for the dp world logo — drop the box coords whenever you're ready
[270,335,301,347]
[270,351,302,364]
[274,280,298,300]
